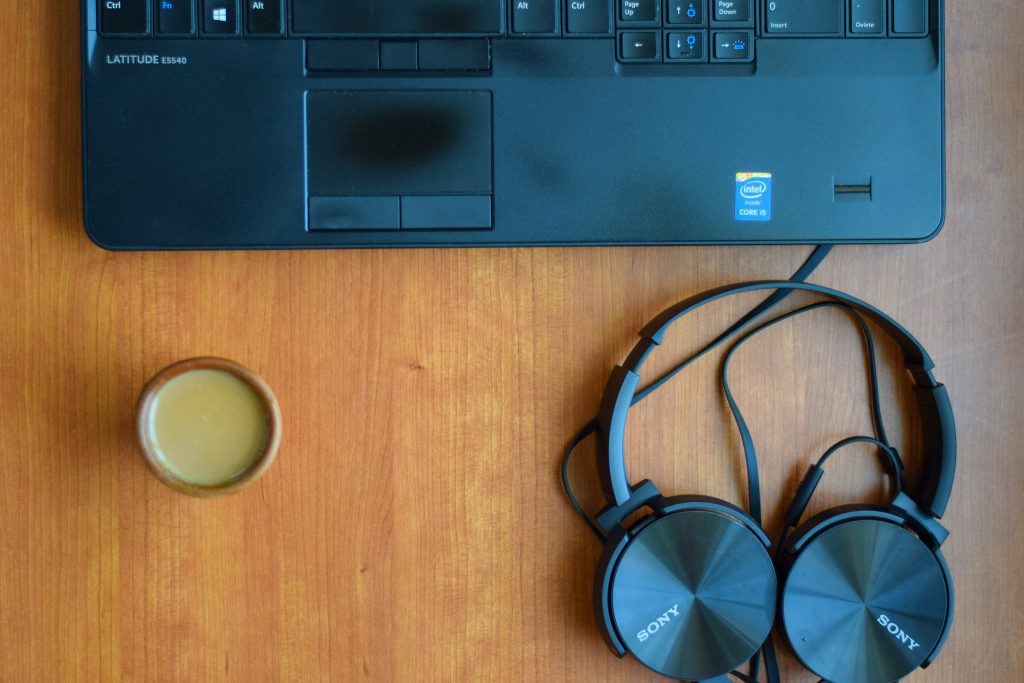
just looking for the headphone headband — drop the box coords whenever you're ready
[596,281,956,521]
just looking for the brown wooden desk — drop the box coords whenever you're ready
[2,2,1022,680]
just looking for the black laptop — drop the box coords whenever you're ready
[80,0,944,249]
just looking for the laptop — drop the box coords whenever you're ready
[80,0,945,249]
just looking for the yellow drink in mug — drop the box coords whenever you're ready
[136,358,282,497]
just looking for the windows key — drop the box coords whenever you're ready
[203,0,239,34]
[713,31,752,61]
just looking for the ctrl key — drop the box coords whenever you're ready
[100,0,149,34]
[619,32,659,61]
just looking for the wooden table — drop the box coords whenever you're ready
[2,2,1021,680]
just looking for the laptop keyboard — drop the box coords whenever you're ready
[98,0,930,69]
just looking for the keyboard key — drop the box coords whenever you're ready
[765,0,841,34]
[666,0,704,25]
[666,31,705,60]
[247,0,283,34]
[101,0,149,34]
[513,0,557,33]
[713,0,748,22]
[379,41,418,70]
[619,31,659,60]
[309,197,400,231]
[294,0,500,34]
[157,0,193,34]
[850,0,883,34]
[203,0,238,34]
[419,40,491,70]
[306,40,380,71]
[401,196,493,230]
[567,0,611,34]
[620,0,657,23]
[892,0,927,34]
[713,31,751,60]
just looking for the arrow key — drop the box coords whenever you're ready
[667,0,705,26]
[712,31,752,61]
[619,31,659,61]
[666,31,706,61]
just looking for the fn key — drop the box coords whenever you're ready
[247,0,284,34]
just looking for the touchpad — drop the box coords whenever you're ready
[306,91,493,198]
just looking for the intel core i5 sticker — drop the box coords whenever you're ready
[735,172,772,222]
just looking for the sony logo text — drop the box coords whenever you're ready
[636,604,680,643]
[877,614,920,651]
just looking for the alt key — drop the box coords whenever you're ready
[247,0,284,34]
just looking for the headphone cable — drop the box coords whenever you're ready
[560,244,833,542]
[560,245,832,682]
[719,297,904,683]
[720,299,899,523]
[757,434,904,683]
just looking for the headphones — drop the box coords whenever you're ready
[588,281,956,683]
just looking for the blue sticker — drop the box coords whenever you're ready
[735,172,772,222]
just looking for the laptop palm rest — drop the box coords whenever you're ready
[306,90,493,231]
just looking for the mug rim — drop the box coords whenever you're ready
[135,357,282,498]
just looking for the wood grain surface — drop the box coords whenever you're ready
[1,1,1022,680]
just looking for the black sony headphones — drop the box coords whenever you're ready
[588,281,956,683]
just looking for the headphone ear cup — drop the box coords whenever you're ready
[604,502,777,681]
[779,509,952,683]
[593,525,630,657]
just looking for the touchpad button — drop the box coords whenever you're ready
[306,91,493,197]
